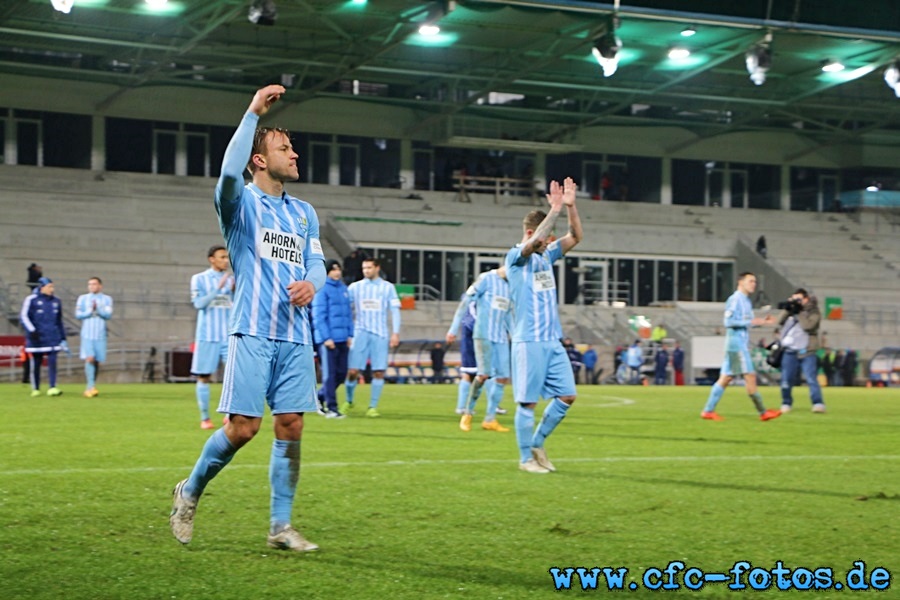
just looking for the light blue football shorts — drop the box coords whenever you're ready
[190,340,229,375]
[217,334,317,417]
[474,338,511,379]
[721,347,755,377]
[511,340,576,404]
[348,329,390,372]
[80,337,107,362]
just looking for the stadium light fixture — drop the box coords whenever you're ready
[884,60,900,97]
[680,26,696,37]
[145,0,168,8]
[416,1,455,36]
[745,33,772,86]
[821,59,844,73]
[591,14,622,78]
[51,0,75,13]
[668,47,691,60]
[248,0,277,26]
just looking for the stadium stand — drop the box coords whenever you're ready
[1,163,898,383]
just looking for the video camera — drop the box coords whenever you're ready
[777,298,803,315]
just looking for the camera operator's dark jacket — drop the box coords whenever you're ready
[777,298,821,352]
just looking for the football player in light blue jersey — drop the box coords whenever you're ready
[701,271,782,422]
[190,245,234,430]
[446,297,484,416]
[450,267,512,433]
[75,276,113,398]
[170,85,325,554]
[342,257,401,417]
[505,177,583,474]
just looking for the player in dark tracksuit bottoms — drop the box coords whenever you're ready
[20,277,68,396]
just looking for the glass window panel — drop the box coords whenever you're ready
[637,259,654,306]
[400,249,420,285]
[155,132,176,175]
[339,145,358,186]
[17,121,39,165]
[311,143,329,184]
[445,252,467,300]
[376,249,398,283]
[187,134,207,176]
[657,260,674,303]
[697,262,714,302]
[423,251,443,296]
[677,261,694,301]
[616,258,634,306]
[715,263,734,302]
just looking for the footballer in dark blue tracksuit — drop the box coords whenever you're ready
[312,260,354,416]
[20,277,68,396]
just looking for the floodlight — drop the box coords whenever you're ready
[248,0,277,26]
[745,36,772,86]
[51,0,74,13]
[668,47,690,60]
[884,61,900,97]
[680,26,696,37]
[821,60,844,73]
[591,15,621,78]
[416,1,455,37]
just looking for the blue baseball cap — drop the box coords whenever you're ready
[37,277,52,286]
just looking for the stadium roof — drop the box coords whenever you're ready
[2,0,900,150]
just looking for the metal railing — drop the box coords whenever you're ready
[1,341,185,384]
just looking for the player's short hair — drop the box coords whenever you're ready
[208,245,226,258]
[737,271,755,282]
[363,257,381,268]
[248,127,291,171]
[794,288,809,298]
[523,210,546,231]
[88,276,102,285]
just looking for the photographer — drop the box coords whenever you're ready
[776,289,825,413]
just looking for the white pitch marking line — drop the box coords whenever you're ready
[1,455,897,476]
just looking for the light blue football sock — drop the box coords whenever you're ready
[466,378,486,414]
[456,379,470,412]
[85,362,96,390]
[184,428,236,499]
[269,439,300,532]
[196,381,210,421]
[369,378,385,408]
[532,398,570,448]
[345,377,357,404]
[485,381,504,420]
[749,392,766,414]
[703,383,726,413]
[515,404,535,463]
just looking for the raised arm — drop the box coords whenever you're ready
[215,85,286,216]
[520,179,564,259]
[557,177,582,255]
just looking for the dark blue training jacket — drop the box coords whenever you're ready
[312,277,354,344]
[21,292,66,352]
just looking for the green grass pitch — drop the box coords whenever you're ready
[1,382,898,599]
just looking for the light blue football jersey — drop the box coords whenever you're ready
[505,240,564,343]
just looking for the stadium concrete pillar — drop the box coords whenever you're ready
[722,169,732,208]
[175,126,187,176]
[329,141,339,186]
[780,164,790,210]
[534,151,546,195]
[660,157,672,204]
[4,110,15,165]
[91,116,105,171]
[399,139,413,190]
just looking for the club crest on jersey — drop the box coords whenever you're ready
[297,216,308,229]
